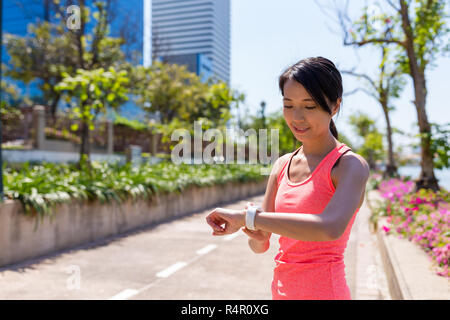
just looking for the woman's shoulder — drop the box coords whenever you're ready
[275,152,293,174]
[267,152,293,184]
[332,150,370,185]
[340,150,369,169]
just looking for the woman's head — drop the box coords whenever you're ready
[279,56,342,141]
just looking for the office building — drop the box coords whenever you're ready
[151,0,231,84]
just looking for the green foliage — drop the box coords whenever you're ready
[0,79,31,108]
[55,66,130,162]
[3,161,269,220]
[337,131,356,150]
[3,1,127,115]
[348,111,385,164]
[3,21,76,88]
[44,127,81,144]
[131,61,243,143]
[113,112,149,131]
[410,0,450,71]
[428,122,450,170]
[264,110,301,155]
[343,0,449,189]
[349,0,449,73]
[411,122,450,170]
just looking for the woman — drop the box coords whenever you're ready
[205,56,370,300]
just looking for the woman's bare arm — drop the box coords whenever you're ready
[252,155,370,241]
[208,154,369,243]
[247,154,290,253]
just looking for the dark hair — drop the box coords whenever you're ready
[278,56,343,139]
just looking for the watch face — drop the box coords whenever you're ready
[246,206,258,230]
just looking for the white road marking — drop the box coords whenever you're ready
[223,233,240,241]
[109,221,245,299]
[196,244,217,255]
[156,261,188,278]
[109,245,216,300]
[110,289,139,300]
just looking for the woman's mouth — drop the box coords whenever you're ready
[293,125,310,134]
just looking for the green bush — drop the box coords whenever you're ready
[4,161,269,218]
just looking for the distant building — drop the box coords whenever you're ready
[152,0,231,84]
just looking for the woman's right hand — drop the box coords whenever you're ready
[241,202,271,243]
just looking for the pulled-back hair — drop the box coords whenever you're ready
[278,57,343,139]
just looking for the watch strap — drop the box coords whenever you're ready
[246,205,261,231]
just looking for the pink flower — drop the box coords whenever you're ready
[382,225,390,233]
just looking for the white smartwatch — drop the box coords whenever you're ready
[245,205,262,231]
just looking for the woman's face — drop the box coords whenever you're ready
[282,78,339,142]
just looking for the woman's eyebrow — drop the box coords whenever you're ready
[283,97,314,102]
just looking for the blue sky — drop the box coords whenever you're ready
[230,0,449,153]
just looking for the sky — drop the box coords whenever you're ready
[229,0,449,154]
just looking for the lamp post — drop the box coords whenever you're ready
[0,0,4,202]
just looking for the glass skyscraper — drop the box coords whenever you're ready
[152,0,231,84]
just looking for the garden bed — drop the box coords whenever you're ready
[367,174,449,299]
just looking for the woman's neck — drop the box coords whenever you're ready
[300,132,339,158]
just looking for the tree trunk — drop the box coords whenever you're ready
[399,0,439,191]
[368,149,377,171]
[49,92,60,126]
[79,105,91,170]
[381,101,398,178]
[415,82,439,191]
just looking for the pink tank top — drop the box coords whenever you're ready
[271,142,359,300]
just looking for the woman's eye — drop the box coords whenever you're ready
[283,105,293,109]
[306,106,316,110]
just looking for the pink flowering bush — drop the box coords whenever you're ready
[372,176,450,278]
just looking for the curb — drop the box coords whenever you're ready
[375,217,412,300]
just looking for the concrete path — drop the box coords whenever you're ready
[0,192,390,300]
[345,191,391,300]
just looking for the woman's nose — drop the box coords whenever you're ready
[292,109,307,121]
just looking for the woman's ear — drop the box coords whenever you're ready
[332,98,341,117]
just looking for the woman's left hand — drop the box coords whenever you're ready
[205,208,245,236]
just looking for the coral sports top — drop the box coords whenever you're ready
[272,142,359,300]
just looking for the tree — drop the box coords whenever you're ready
[133,62,202,125]
[338,0,449,191]
[132,61,241,143]
[341,44,405,178]
[411,122,450,171]
[259,101,267,129]
[348,111,385,170]
[55,67,129,167]
[4,22,78,120]
[3,0,127,121]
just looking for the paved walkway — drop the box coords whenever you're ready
[0,192,390,300]
[344,191,391,300]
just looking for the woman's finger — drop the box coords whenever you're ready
[206,214,225,231]
[242,227,260,239]
[245,202,255,209]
